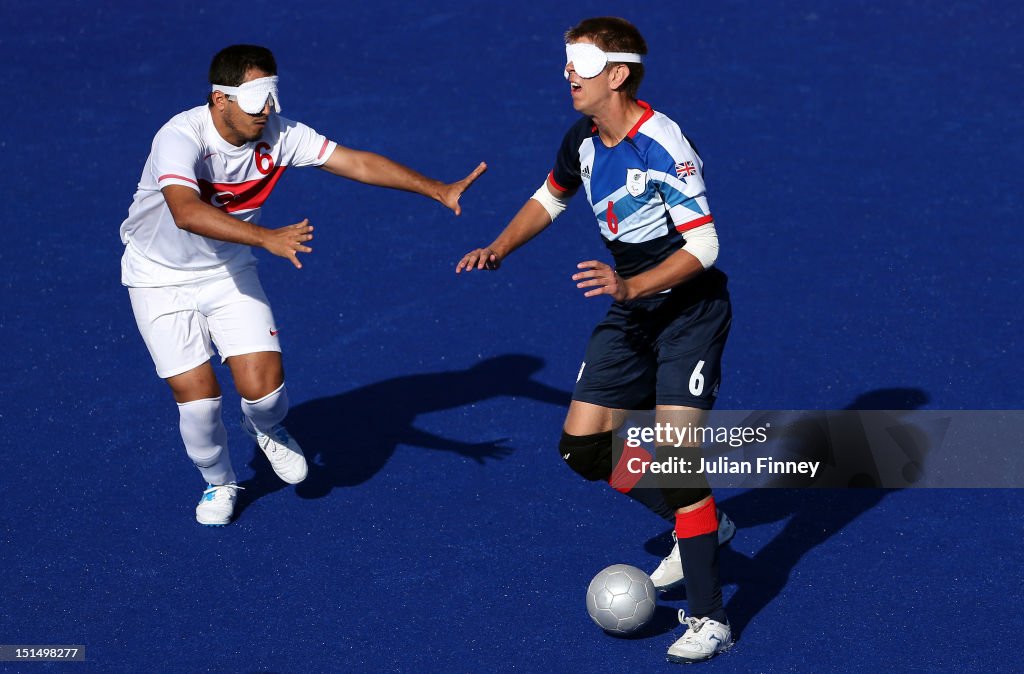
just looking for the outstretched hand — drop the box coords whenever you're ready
[573,259,628,301]
[438,162,488,215]
[455,246,502,273]
[263,218,314,269]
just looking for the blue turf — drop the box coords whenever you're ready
[1,1,1021,671]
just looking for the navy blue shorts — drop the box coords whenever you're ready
[572,269,731,410]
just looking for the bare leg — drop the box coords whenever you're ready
[166,360,221,403]
[225,351,284,400]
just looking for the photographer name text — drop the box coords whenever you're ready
[626,456,820,478]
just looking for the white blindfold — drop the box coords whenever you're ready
[211,75,281,114]
[564,43,644,79]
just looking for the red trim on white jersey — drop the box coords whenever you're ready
[158,174,199,186]
[626,100,655,140]
[675,214,714,232]
[317,138,330,160]
[198,166,288,213]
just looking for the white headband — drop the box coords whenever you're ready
[211,75,281,114]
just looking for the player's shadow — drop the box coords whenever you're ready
[643,387,932,638]
[234,354,568,514]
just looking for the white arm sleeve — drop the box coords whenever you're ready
[277,116,337,168]
[152,126,203,192]
[681,222,720,269]
[530,181,570,221]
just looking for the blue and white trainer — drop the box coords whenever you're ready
[195,483,244,526]
[650,510,736,591]
[241,416,308,484]
[666,610,734,663]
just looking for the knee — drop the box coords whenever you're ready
[559,430,614,482]
[240,382,289,429]
[230,352,284,400]
[167,364,221,404]
[177,397,227,460]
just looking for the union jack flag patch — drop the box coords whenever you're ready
[675,161,697,178]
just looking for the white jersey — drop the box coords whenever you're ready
[120,105,337,287]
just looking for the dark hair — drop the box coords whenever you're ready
[207,45,277,105]
[209,44,277,85]
[565,17,647,99]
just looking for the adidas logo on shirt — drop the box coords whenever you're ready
[581,165,591,179]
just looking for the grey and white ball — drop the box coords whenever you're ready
[585,564,657,635]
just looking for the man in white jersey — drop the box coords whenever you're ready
[456,18,734,663]
[122,45,485,527]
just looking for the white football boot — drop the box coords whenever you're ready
[666,610,734,663]
[242,416,308,484]
[650,510,736,591]
[195,483,244,526]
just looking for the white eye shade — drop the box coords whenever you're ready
[565,43,644,79]
[212,75,281,114]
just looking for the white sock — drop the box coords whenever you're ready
[178,397,236,485]
[241,382,289,435]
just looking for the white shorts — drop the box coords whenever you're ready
[128,269,282,379]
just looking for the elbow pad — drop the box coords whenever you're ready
[681,222,720,269]
[531,181,570,222]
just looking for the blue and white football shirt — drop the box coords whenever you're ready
[548,101,714,278]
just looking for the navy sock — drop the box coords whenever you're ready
[676,498,727,623]
[678,531,726,623]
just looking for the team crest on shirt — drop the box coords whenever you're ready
[626,168,647,197]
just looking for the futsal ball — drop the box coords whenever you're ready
[585,564,657,635]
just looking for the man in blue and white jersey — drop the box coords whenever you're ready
[457,17,735,663]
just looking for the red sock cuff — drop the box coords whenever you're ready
[675,497,718,539]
